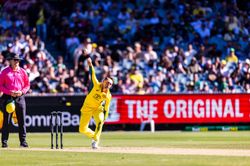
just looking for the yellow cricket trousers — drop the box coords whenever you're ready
[79,105,104,142]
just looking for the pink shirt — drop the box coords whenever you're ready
[0,66,30,95]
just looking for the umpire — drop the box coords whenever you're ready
[0,53,30,148]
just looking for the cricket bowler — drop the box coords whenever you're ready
[79,57,113,149]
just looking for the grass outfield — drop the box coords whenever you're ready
[1,131,250,166]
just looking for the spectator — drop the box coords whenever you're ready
[56,78,69,93]
[187,57,202,74]
[184,44,197,66]
[129,66,144,89]
[144,44,158,69]
[1,43,13,59]
[76,48,89,83]
[35,2,49,42]
[225,48,238,64]
[219,60,230,78]
[56,56,66,70]
[65,32,80,61]
[29,64,40,82]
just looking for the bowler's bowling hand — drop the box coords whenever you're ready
[87,58,92,66]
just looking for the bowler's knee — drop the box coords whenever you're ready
[79,125,88,134]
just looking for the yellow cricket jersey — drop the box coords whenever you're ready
[225,54,238,63]
[36,9,45,25]
[83,66,112,119]
[130,73,144,88]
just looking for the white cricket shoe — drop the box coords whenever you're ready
[92,140,98,149]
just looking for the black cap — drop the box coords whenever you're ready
[7,53,23,60]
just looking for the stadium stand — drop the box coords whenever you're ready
[0,0,249,94]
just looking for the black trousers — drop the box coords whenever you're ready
[1,94,27,144]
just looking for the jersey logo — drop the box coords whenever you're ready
[93,94,101,101]
[102,92,107,98]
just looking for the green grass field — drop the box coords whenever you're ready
[1,131,250,166]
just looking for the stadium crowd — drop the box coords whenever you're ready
[0,0,249,95]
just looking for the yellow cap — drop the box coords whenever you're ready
[6,100,15,113]
[92,43,97,48]
[221,60,227,65]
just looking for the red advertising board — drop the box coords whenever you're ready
[106,94,250,124]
